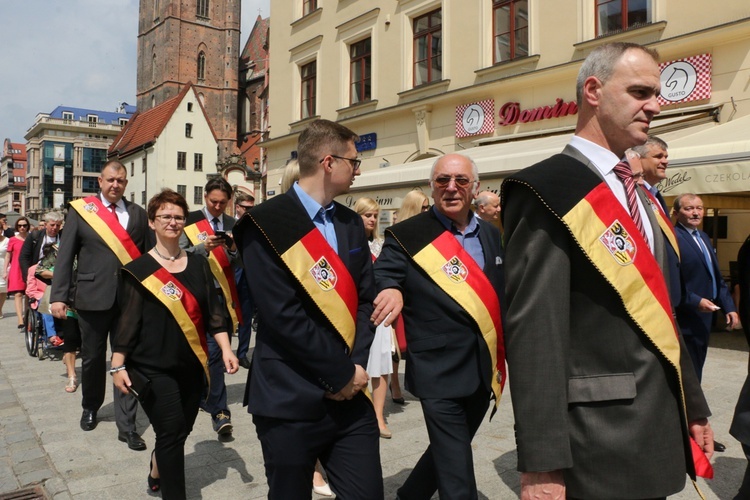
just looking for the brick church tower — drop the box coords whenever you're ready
[136,0,240,161]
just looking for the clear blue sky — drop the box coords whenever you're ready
[0,0,270,143]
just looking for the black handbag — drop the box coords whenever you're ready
[127,367,152,404]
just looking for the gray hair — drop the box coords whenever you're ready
[576,43,659,105]
[429,154,480,196]
[44,211,64,223]
[631,135,668,157]
[673,193,700,212]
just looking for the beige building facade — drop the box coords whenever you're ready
[264,0,750,272]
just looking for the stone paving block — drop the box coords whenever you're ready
[10,446,46,463]
[17,467,55,486]
[13,456,50,475]
[0,476,18,494]
[4,431,35,445]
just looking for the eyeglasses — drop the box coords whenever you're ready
[432,175,476,189]
[320,155,362,171]
[154,215,186,224]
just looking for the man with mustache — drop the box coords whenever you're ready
[674,193,738,381]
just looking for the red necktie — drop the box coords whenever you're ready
[612,160,648,244]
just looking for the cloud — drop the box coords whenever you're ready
[0,0,269,143]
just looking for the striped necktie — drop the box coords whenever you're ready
[612,160,648,244]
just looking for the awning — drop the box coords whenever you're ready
[655,114,750,197]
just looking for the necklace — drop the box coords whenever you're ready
[152,246,181,262]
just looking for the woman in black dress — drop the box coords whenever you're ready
[111,189,238,499]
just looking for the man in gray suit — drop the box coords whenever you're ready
[502,43,714,498]
[51,161,151,449]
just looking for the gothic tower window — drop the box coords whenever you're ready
[198,51,206,81]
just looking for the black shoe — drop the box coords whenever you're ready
[80,409,97,431]
[148,450,160,492]
[119,431,147,451]
[715,440,727,452]
[239,356,251,369]
[212,411,233,436]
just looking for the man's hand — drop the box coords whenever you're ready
[204,234,223,252]
[689,418,715,460]
[327,364,369,401]
[372,289,403,327]
[697,298,719,313]
[727,311,739,329]
[50,301,68,319]
[520,471,565,500]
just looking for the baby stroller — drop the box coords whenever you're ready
[24,264,64,360]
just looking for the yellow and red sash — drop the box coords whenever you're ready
[504,154,712,480]
[409,231,505,409]
[70,196,141,265]
[183,219,242,331]
[641,187,681,260]
[122,262,210,382]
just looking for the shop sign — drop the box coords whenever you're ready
[356,133,377,152]
[658,54,711,106]
[656,162,750,196]
[456,100,495,138]
[498,98,577,126]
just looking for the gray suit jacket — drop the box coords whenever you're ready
[51,199,151,311]
[501,146,710,498]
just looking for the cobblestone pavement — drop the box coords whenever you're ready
[0,303,747,499]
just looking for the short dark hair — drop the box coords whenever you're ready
[101,160,127,175]
[147,189,189,221]
[0,213,6,219]
[204,177,233,198]
[297,119,358,177]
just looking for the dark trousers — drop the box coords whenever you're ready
[139,365,202,500]
[234,268,254,360]
[78,308,137,432]
[253,394,383,500]
[397,384,490,500]
[683,332,709,381]
[199,333,229,417]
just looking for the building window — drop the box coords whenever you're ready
[493,1,529,63]
[82,177,99,193]
[197,0,209,18]
[177,151,187,170]
[142,191,147,205]
[82,148,107,173]
[194,153,203,172]
[197,52,206,81]
[194,186,203,205]
[350,38,372,105]
[119,118,128,126]
[177,185,187,198]
[303,0,317,16]
[87,115,99,127]
[130,162,135,176]
[152,54,157,84]
[596,0,651,36]
[143,154,148,173]
[413,10,442,86]
[62,112,74,122]
[187,102,194,112]
[300,61,317,119]
[186,123,193,138]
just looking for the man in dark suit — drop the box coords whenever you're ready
[19,211,63,282]
[180,176,240,438]
[239,119,381,499]
[674,192,738,379]
[232,191,255,369]
[373,153,505,499]
[50,161,151,450]
[502,43,714,498]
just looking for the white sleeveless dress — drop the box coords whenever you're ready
[366,238,393,377]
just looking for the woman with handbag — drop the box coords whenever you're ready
[111,189,238,499]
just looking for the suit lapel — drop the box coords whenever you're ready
[333,212,351,269]
[678,224,712,274]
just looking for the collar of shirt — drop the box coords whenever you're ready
[569,135,621,177]
[432,207,484,268]
[99,194,123,211]
[433,206,479,236]
[293,182,336,223]
[202,207,223,230]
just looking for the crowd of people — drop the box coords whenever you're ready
[11,40,750,500]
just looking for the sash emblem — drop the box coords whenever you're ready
[442,256,469,283]
[310,257,338,291]
[161,281,183,301]
[599,220,636,265]
[197,231,209,242]
[83,202,98,213]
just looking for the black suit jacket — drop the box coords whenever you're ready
[241,189,376,420]
[374,209,504,399]
[50,198,151,311]
[20,229,54,281]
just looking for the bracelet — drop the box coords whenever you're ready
[109,365,127,375]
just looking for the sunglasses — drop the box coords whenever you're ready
[432,175,475,189]
[17,224,29,228]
